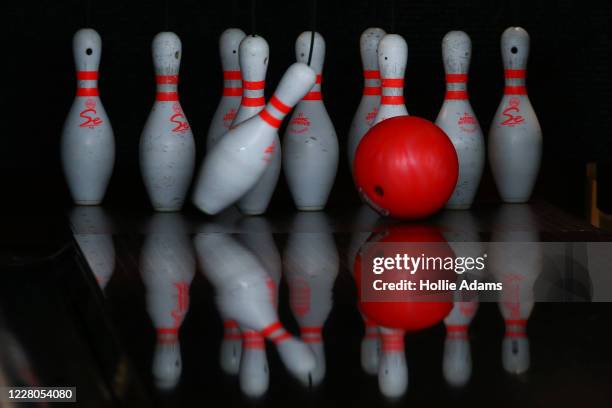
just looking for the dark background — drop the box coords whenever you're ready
[2,0,611,216]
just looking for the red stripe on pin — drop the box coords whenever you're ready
[363,70,380,79]
[259,109,282,128]
[156,91,179,101]
[504,86,527,95]
[270,95,291,113]
[381,95,404,105]
[223,70,241,80]
[242,96,265,106]
[303,91,322,100]
[446,73,468,83]
[445,90,469,100]
[243,80,265,90]
[381,78,404,88]
[505,69,526,78]
[223,87,242,96]
[76,88,99,96]
[156,75,179,84]
[261,321,283,337]
[363,86,381,95]
[76,71,98,80]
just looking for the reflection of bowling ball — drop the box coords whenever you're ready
[355,225,454,331]
[353,116,458,219]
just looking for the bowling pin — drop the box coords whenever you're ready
[206,28,246,150]
[378,327,408,398]
[436,31,484,209]
[194,232,316,385]
[488,27,542,203]
[372,34,409,125]
[443,299,478,387]
[232,35,280,215]
[192,63,316,215]
[220,319,242,375]
[140,213,195,390]
[69,206,115,291]
[61,28,115,205]
[283,31,339,211]
[140,32,195,212]
[347,27,386,173]
[284,213,339,385]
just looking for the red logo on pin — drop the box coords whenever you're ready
[501,98,525,127]
[458,112,477,133]
[79,98,103,128]
[366,107,379,125]
[288,112,310,134]
[170,103,190,133]
[223,108,238,129]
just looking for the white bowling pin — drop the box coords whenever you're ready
[436,31,484,209]
[488,27,542,203]
[192,63,316,215]
[220,319,242,375]
[69,206,115,290]
[372,34,409,125]
[140,213,195,390]
[61,28,115,205]
[240,330,269,398]
[283,31,339,211]
[443,299,478,387]
[347,27,386,172]
[378,327,408,398]
[488,205,542,375]
[140,32,196,212]
[194,232,315,385]
[232,35,280,215]
[284,213,339,385]
[206,28,246,150]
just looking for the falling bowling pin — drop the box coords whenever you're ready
[371,34,409,125]
[61,28,115,205]
[436,31,484,209]
[347,27,385,172]
[192,63,316,215]
[488,27,542,203]
[140,32,195,212]
[206,28,246,150]
[283,31,339,211]
[232,35,281,215]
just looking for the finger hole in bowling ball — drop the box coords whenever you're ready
[86,48,92,55]
[175,51,180,59]
[374,186,384,196]
[511,46,518,54]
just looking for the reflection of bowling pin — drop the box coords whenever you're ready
[436,31,484,209]
[61,28,115,205]
[372,34,409,125]
[206,28,246,150]
[443,299,478,387]
[347,206,382,375]
[283,32,339,211]
[220,320,242,375]
[378,327,408,398]
[348,28,386,173]
[194,233,315,385]
[232,35,280,216]
[488,205,542,374]
[140,32,195,212]
[140,214,195,390]
[236,217,282,397]
[284,213,339,385]
[69,206,115,291]
[192,63,316,215]
[488,27,542,203]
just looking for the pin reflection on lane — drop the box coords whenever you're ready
[69,206,116,292]
[489,204,542,375]
[193,231,316,389]
[284,212,339,386]
[140,213,195,391]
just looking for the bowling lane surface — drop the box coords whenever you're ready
[1,202,611,407]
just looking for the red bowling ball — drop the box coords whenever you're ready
[353,116,459,219]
